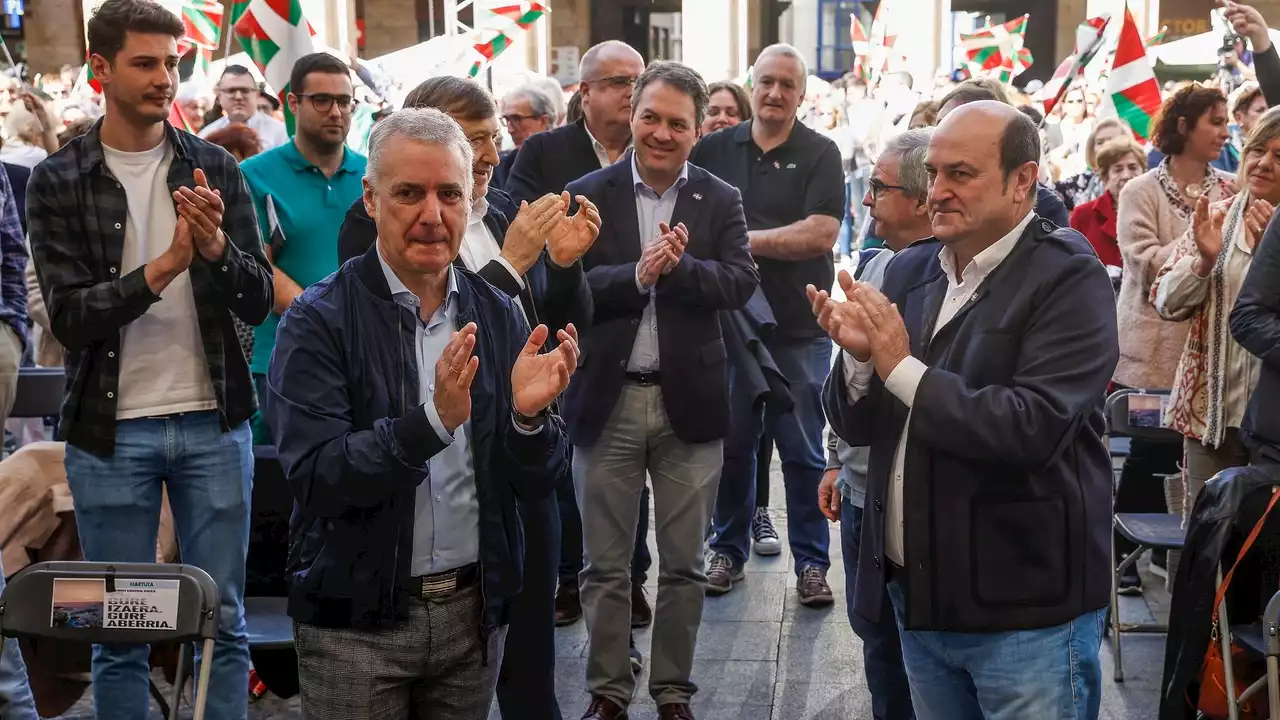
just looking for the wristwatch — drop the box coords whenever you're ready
[513,405,548,431]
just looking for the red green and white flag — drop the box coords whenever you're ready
[232,0,317,134]
[1040,15,1111,114]
[1103,5,1162,140]
[471,2,549,75]
[182,0,223,50]
[960,14,1030,84]
[1146,26,1168,46]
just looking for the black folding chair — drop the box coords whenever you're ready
[9,367,64,419]
[244,445,298,698]
[1103,388,1186,681]
[0,561,220,720]
[1264,589,1280,718]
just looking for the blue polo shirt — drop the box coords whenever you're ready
[241,141,367,375]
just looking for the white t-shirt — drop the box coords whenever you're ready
[103,141,217,419]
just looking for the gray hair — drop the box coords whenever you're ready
[633,61,710,128]
[524,76,566,123]
[367,108,476,201]
[755,43,809,80]
[504,84,557,122]
[879,128,933,204]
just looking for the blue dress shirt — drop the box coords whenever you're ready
[377,248,479,576]
[628,154,689,372]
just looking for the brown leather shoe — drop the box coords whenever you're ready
[631,581,652,628]
[658,702,695,720]
[555,581,582,626]
[581,695,627,719]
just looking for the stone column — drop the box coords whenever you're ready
[682,0,735,82]
[27,0,85,74]
[362,0,418,58]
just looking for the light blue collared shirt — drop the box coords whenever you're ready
[377,247,479,576]
[628,154,688,372]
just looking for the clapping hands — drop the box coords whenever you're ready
[807,270,912,381]
[512,323,581,417]
[547,193,602,267]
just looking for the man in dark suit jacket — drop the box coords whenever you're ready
[503,41,658,636]
[817,103,1118,718]
[565,62,757,720]
[335,77,593,720]
[1231,191,1280,462]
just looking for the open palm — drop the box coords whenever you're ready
[547,193,602,267]
[827,301,872,359]
[512,324,580,416]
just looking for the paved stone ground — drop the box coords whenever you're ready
[53,459,1170,719]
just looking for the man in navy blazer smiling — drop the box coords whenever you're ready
[562,61,757,720]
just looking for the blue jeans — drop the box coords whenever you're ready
[841,499,913,720]
[0,555,39,720]
[886,581,1106,720]
[65,411,253,720]
[712,337,831,574]
[837,178,855,258]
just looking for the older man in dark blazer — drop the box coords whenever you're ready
[564,62,757,720]
[816,102,1118,719]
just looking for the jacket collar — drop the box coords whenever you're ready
[1095,190,1117,240]
[77,118,194,174]
[354,240,478,324]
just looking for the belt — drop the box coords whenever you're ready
[884,560,906,584]
[410,562,479,599]
[625,371,661,386]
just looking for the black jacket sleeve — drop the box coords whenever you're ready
[1255,45,1280,108]
[1230,213,1280,368]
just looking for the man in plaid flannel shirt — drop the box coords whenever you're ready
[26,1,272,717]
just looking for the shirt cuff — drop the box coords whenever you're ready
[511,414,544,435]
[884,356,928,409]
[841,351,876,404]
[423,401,458,445]
[495,256,527,290]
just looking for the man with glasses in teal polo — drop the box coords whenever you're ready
[240,53,367,441]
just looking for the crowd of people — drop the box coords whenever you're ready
[0,0,1279,719]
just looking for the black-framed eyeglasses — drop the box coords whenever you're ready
[219,87,256,98]
[583,75,639,90]
[868,178,907,201]
[502,113,545,126]
[296,93,355,113]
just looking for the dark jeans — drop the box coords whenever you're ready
[1114,437,1182,575]
[841,498,914,720]
[497,494,562,720]
[558,463,651,586]
[712,337,832,574]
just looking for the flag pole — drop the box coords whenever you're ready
[222,0,234,59]
[1039,15,1113,129]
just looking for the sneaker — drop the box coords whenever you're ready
[751,507,782,556]
[631,582,652,628]
[1117,573,1143,596]
[797,566,834,607]
[706,552,744,595]
[555,581,582,626]
[629,634,643,674]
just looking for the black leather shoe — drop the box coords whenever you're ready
[631,581,652,627]
[555,581,582,626]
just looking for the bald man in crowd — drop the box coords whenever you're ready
[818,102,1117,718]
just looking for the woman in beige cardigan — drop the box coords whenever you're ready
[1112,84,1235,594]
[1150,106,1280,517]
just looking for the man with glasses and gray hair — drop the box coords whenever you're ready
[815,128,934,720]
[240,52,366,441]
[264,106,579,719]
[494,84,557,190]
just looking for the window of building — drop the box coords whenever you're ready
[817,0,874,79]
